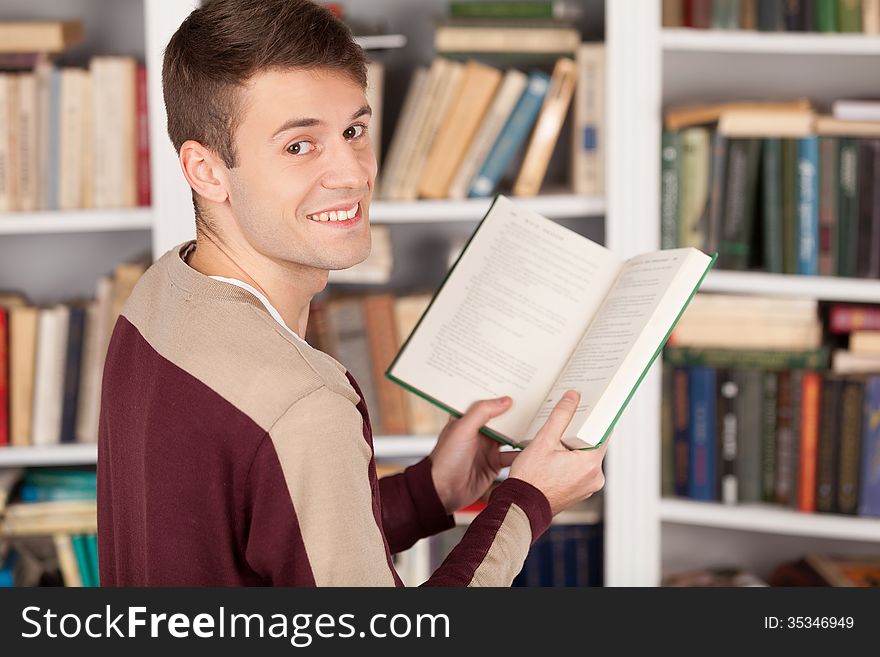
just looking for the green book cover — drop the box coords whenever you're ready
[70,534,92,587]
[762,138,784,273]
[837,0,862,31]
[719,138,761,270]
[816,0,839,30]
[386,194,716,451]
[781,138,799,274]
[818,136,839,276]
[761,370,778,503]
[664,345,829,370]
[660,131,681,250]
[449,1,569,19]
[837,137,860,277]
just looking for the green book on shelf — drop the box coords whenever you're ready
[761,137,784,273]
[837,0,862,31]
[781,138,799,274]
[816,0,839,31]
[386,195,716,450]
[70,534,93,587]
[837,137,860,278]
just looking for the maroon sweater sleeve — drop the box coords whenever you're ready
[379,457,455,554]
[422,478,552,587]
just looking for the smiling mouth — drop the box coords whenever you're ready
[306,202,359,223]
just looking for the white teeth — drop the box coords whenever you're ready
[308,203,359,222]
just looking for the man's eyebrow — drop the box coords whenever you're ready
[270,105,372,141]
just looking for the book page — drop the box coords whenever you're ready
[388,195,622,443]
[523,248,713,448]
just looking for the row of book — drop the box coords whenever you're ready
[661,99,880,278]
[662,362,880,516]
[663,0,880,34]
[378,45,603,201]
[0,468,98,587]
[0,258,148,447]
[306,294,450,438]
[664,293,880,514]
[0,55,150,212]
[664,553,880,586]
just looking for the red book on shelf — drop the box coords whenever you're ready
[798,372,822,512]
[135,65,151,207]
[828,304,880,334]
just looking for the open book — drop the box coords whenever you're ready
[386,195,716,450]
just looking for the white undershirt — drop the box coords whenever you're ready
[209,275,308,345]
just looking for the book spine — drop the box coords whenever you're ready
[662,363,676,497]
[135,66,151,207]
[688,366,716,501]
[705,130,727,255]
[803,0,818,30]
[829,304,880,333]
[837,138,860,278]
[788,370,803,509]
[816,0,839,30]
[448,1,566,19]
[660,131,681,250]
[858,376,880,517]
[571,44,605,197]
[838,0,863,32]
[679,127,711,250]
[816,375,841,513]
[664,0,684,26]
[673,366,690,497]
[720,138,762,269]
[865,0,880,34]
[774,370,795,505]
[781,138,799,274]
[784,0,806,30]
[59,306,86,443]
[761,370,779,502]
[686,0,714,27]
[736,369,764,503]
[856,139,880,279]
[837,378,864,514]
[513,57,577,197]
[717,368,739,504]
[741,0,758,28]
[818,137,839,276]
[798,371,821,512]
[762,137,784,273]
[469,71,548,198]
[757,0,786,29]
[796,136,819,275]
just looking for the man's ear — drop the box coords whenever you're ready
[179,140,230,204]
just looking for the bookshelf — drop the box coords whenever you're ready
[0,208,153,235]
[0,444,97,467]
[604,1,880,585]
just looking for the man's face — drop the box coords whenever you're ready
[224,68,377,272]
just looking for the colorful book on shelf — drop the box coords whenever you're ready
[0,21,83,54]
[858,376,880,517]
[447,67,528,199]
[512,56,577,197]
[856,139,880,279]
[448,1,584,20]
[687,365,716,500]
[571,43,605,197]
[434,19,581,55]
[468,70,549,198]
[386,195,716,450]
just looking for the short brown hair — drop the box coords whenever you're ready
[162,0,367,225]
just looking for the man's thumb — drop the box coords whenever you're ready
[455,396,512,435]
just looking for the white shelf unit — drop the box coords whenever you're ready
[0,208,153,235]
[661,28,880,55]
[603,2,880,585]
[0,444,98,467]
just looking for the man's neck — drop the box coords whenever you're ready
[186,233,327,338]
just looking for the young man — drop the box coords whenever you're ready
[97,0,607,586]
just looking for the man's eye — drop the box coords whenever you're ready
[343,124,365,140]
[287,141,313,155]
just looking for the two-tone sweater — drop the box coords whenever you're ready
[97,241,552,586]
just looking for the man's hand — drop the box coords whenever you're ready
[429,396,517,515]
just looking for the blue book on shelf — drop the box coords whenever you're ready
[688,366,716,501]
[796,136,819,275]
[85,534,99,587]
[468,70,549,198]
[858,376,880,517]
[0,550,16,587]
[71,535,93,587]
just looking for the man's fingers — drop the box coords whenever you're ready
[531,390,581,449]
[454,396,512,435]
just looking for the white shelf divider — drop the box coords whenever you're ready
[0,444,98,467]
[369,194,605,224]
[701,270,880,303]
[373,435,437,459]
[661,498,880,542]
[0,208,153,235]
[662,28,880,55]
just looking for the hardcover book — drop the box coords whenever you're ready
[386,195,715,449]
